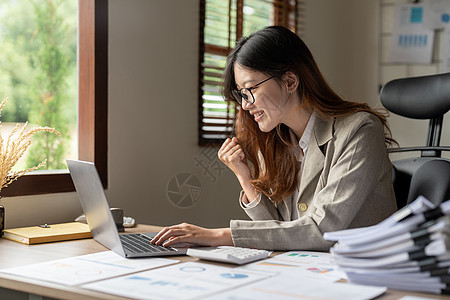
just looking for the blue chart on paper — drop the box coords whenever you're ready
[179,266,206,273]
[128,276,151,281]
[442,13,450,23]
[410,7,423,23]
[398,34,427,47]
[220,273,249,279]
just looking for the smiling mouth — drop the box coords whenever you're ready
[253,111,264,122]
[254,111,264,118]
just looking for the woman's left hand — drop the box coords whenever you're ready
[150,223,234,247]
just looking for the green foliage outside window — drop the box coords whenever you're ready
[0,0,77,170]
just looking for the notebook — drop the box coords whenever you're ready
[3,222,91,245]
[67,159,188,258]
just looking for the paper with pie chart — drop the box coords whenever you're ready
[0,251,178,286]
[238,251,346,282]
[83,261,271,300]
[206,272,387,300]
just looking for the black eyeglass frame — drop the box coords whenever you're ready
[232,76,275,105]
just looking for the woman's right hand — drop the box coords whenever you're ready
[219,137,259,203]
[218,137,251,182]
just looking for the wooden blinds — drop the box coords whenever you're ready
[198,0,298,146]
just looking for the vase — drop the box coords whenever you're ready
[0,199,3,237]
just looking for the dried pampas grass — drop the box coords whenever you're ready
[0,97,61,193]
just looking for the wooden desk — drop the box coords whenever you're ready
[0,224,449,300]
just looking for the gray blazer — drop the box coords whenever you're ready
[230,112,397,250]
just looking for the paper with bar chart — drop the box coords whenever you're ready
[389,3,434,63]
[238,251,346,282]
[206,273,387,300]
[82,261,271,300]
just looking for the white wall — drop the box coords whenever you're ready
[106,0,247,228]
[2,193,82,228]
[301,0,380,106]
[3,0,448,229]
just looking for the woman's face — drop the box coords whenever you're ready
[234,64,288,132]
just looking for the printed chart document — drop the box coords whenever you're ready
[82,261,271,300]
[205,273,387,300]
[0,251,178,286]
[238,251,346,282]
[423,0,450,29]
[389,3,434,63]
[442,29,450,72]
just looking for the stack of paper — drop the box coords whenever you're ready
[323,196,450,295]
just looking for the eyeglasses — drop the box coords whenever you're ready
[231,76,274,105]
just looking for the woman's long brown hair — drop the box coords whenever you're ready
[223,26,395,204]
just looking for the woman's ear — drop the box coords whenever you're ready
[282,71,299,94]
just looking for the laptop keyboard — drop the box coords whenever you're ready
[120,233,178,254]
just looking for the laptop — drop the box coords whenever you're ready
[67,159,187,258]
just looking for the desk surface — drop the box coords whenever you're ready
[0,224,449,300]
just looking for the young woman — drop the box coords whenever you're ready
[151,26,397,250]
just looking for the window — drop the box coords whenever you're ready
[0,0,77,171]
[198,0,298,145]
[1,0,107,197]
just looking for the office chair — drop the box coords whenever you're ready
[407,160,450,206]
[380,72,450,209]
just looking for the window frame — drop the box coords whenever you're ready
[198,0,298,146]
[2,0,108,197]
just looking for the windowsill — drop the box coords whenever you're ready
[24,169,70,175]
[1,172,74,198]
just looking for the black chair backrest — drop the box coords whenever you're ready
[380,72,450,120]
[407,159,450,206]
[380,73,450,209]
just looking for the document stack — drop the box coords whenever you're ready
[324,196,450,294]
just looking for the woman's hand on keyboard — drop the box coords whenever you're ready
[150,223,233,248]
